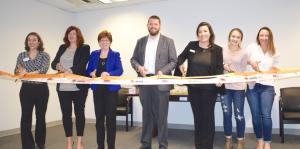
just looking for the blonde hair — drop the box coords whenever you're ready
[228,28,243,48]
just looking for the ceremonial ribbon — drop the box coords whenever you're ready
[1,67,300,85]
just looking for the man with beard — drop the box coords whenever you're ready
[131,15,177,149]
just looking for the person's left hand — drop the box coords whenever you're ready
[101,72,110,78]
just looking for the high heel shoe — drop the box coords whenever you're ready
[35,144,45,149]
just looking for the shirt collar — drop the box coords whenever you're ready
[148,33,160,41]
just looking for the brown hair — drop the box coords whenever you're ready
[97,30,113,43]
[63,26,84,47]
[256,26,276,55]
[196,22,215,47]
[228,28,243,48]
[148,15,161,24]
[24,32,44,51]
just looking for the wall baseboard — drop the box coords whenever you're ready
[1,119,299,137]
[0,120,63,137]
[116,121,300,136]
[165,123,300,136]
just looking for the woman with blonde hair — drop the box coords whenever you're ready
[222,28,248,149]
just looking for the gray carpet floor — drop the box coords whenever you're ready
[0,124,299,149]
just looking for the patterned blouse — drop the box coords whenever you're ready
[15,51,50,84]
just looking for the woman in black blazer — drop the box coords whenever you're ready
[51,26,90,149]
[176,22,223,149]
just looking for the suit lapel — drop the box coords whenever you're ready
[141,36,148,66]
[106,49,113,71]
[156,34,163,59]
[94,50,101,71]
[155,34,163,71]
[74,46,79,62]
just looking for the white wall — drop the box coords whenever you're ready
[1,0,300,132]
[75,0,300,130]
[0,0,74,131]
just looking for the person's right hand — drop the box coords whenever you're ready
[138,66,148,77]
[179,64,187,77]
[224,64,235,73]
[16,65,27,75]
[56,63,65,72]
[90,69,96,78]
[249,61,261,72]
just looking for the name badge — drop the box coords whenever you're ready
[189,49,195,53]
[23,57,30,62]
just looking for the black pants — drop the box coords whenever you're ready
[20,83,49,149]
[57,89,88,137]
[188,87,217,149]
[93,86,118,149]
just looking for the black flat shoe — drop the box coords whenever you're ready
[139,145,151,149]
[35,144,45,149]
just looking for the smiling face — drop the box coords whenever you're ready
[68,30,77,44]
[98,37,111,51]
[258,29,270,47]
[27,35,40,51]
[147,18,160,36]
[197,25,210,43]
[228,30,243,48]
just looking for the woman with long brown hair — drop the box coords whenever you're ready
[51,26,90,149]
[246,27,279,149]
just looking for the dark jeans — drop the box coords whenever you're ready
[93,86,118,149]
[221,89,246,138]
[188,87,217,149]
[57,89,88,137]
[247,83,275,142]
[19,83,49,149]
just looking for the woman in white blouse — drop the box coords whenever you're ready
[247,27,279,149]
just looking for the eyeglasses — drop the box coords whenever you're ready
[100,40,110,43]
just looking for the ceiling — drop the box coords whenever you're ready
[36,0,165,13]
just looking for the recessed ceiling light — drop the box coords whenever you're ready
[98,0,112,4]
[98,0,128,4]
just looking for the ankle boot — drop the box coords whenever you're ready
[224,138,233,149]
[237,139,245,149]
